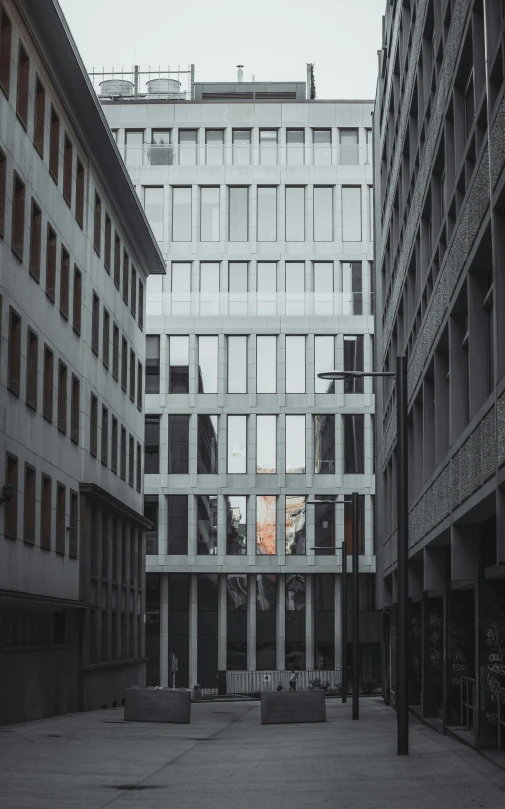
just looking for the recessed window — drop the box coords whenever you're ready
[167,496,188,554]
[197,496,218,554]
[259,129,278,165]
[226,497,247,556]
[120,426,127,480]
[285,335,306,393]
[143,186,164,241]
[228,335,247,393]
[34,76,45,156]
[111,416,118,474]
[103,214,111,272]
[130,266,137,318]
[285,496,306,555]
[56,484,65,555]
[125,130,144,166]
[58,361,67,434]
[256,496,276,555]
[197,335,218,393]
[137,360,142,410]
[11,172,25,260]
[112,324,119,380]
[122,249,129,304]
[146,334,160,393]
[232,130,251,165]
[227,415,247,473]
[0,7,13,98]
[49,106,60,182]
[121,336,128,391]
[103,308,110,368]
[343,414,365,473]
[75,158,84,227]
[256,415,276,473]
[343,335,364,393]
[256,336,276,393]
[5,454,18,539]
[26,328,38,410]
[94,193,101,254]
[285,187,305,242]
[198,415,218,473]
[90,394,98,457]
[136,442,142,492]
[24,464,36,544]
[286,129,304,165]
[41,474,51,550]
[314,335,335,393]
[313,129,331,165]
[91,292,99,355]
[71,374,80,443]
[205,129,224,165]
[46,225,57,301]
[169,335,189,393]
[69,490,78,558]
[178,129,197,166]
[257,187,277,242]
[60,246,70,319]
[0,148,6,237]
[168,414,189,473]
[314,263,334,316]
[114,232,120,288]
[29,200,42,280]
[200,187,220,241]
[229,187,248,241]
[314,187,333,241]
[339,129,359,165]
[129,434,135,487]
[314,414,335,474]
[8,307,21,396]
[139,280,144,330]
[73,265,82,335]
[129,348,135,401]
[43,345,53,422]
[16,43,29,128]
[286,415,306,474]
[101,406,108,466]
[63,135,73,206]
[145,415,160,474]
[342,187,362,242]
[172,187,192,241]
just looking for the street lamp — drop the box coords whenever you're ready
[318,356,409,755]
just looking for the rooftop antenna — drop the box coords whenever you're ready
[252,73,256,81]
[237,64,244,82]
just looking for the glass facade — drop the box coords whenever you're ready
[229,187,248,241]
[342,186,362,241]
[199,263,219,315]
[285,187,305,241]
[200,187,220,241]
[169,335,189,393]
[286,129,304,165]
[198,415,218,473]
[205,130,224,165]
[197,496,218,554]
[285,335,305,393]
[256,496,276,555]
[171,263,191,315]
[168,414,189,473]
[178,130,197,165]
[227,415,247,473]
[172,187,192,241]
[285,262,305,315]
[256,415,276,474]
[226,497,247,555]
[286,573,305,669]
[257,263,276,315]
[229,262,248,314]
[314,414,335,474]
[232,130,251,165]
[167,496,188,554]
[198,335,218,393]
[144,187,164,241]
[227,336,247,393]
[313,129,331,165]
[259,130,277,165]
[285,495,306,555]
[257,186,277,242]
[313,187,333,242]
[256,336,276,393]
[285,415,306,474]
[227,574,247,669]
[314,497,335,556]
[256,574,276,669]
[314,335,335,393]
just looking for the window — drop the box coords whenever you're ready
[7,307,21,396]
[286,496,306,555]
[27,201,42,281]
[200,187,220,241]
[104,214,111,272]
[256,573,277,665]
[257,186,277,242]
[122,250,129,304]
[49,106,60,182]
[313,129,331,164]
[0,6,12,97]
[342,187,362,241]
[227,415,247,473]
[259,129,277,165]
[101,406,108,465]
[73,266,82,334]
[102,513,109,579]
[125,130,143,166]
[314,414,335,474]
[16,43,29,128]
[58,361,67,433]
[41,474,51,549]
[197,495,218,554]
[233,130,251,165]
[129,348,135,401]
[145,415,160,474]
[129,434,134,487]
[343,335,364,393]
[228,261,248,314]
[71,375,79,443]
[168,414,189,473]
[285,262,305,315]
[226,497,247,555]
[102,309,110,368]
[343,261,363,315]
[198,335,218,393]
[286,129,304,165]
[139,281,144,330]
[343,414,365,473]
[63,135,73,205]
[198,414,218,473]
[46,225,56,300]
[144,495,158,555]
[146,335,160,393]
[205,130,224,165]
[256,496,276,555]
[120,426,126,480]
[75,159,84,227]
[112,324,119,380]
[0,149,5,236]
[285,187,305,241]
[172,187,192,242]
[5,454,18,538]
[167,495,188,553]
[56,484,65,555]
[24,464,36,544]
[314,187,333,241]
[313,496,336,556]
[464,70,474,140]
[171,262,191,315]
[256,415,276,473]
[144,187,164,241]
[365,129,372,164]
[169,335,189,393]
[111,416,118,473]
[285,335,305,393]
[229,187,248,241]
[256,336,276,393]
[114,232,120,288]
[286,415,305,473]
[137,360,142,410]
[69,491,78,557]
[26,329,38,409]
[90,394,98,456]
[136,442,142,492]
[178,129,197,165]
[59,246,69,319]
[93,193,101,253]
[149,129,172,165]
[228,335,247,393]
[121,336,128,391]
[11,172,25,260]
[285,573,306,667]
[314,335,335,393]
[43,346,53,422]
[91,292,99,355]
[339,129,359,164]
[344,494,365,555]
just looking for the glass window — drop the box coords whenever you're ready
[149,129,172,165]
[314,496,335,556]
[145,415,160,474]
[200,187,220,242]
[228,336,247,393]
[198,415,218,473]
[285,495,306,555]
[256,497,276,555]
[256,415,276,474]
[227,416,247,473]
[344,335,364,393]
[257,187,277,242]
[343,261,363,315]
[178,129,197,165]
[314,187,333,242]
[314,335,335,393]
[228,262,248,315]
[172,187,192,242]
[171,263,191,315]
[342,187,362,242]
[365,129,372,164]
[286,129,304,165]
[314,262,334,315]
[167,495,188,554]
[169,335,189,393]
[313,129,331,165]
[314,414,335,474]
[205,130,224,165]
[232,130,251,165]
[286,415,305,474]
[257,262,276,315]
[229,187,248,241]
[259,129,278,165]
[144,187,164,242]
[339,128,359,164]
[168,414,189,473]
[144,495,159,555]
[198,335,218,393]
[197,495,218,554]
[226,498,247,555]
[125,130,143,166]
[256,336,276,393]
[344,494,365,555]
[285,335,305,393]
[285,187,305,242]
[199,262,220,315]
[343,414,365,473]
[146,335,160,393]
[285,262,305,315]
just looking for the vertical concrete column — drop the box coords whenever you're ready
[306,185,313,243]
[277,574,285,670]
[192,184,198,246]
[334,574,342,672]
[160,573,169,687]
[247,573,256,670]
[218,573,227,670]
[218,332,226,404]
[189,573,198,688]
[278,332,286,403]
[307,333,315,402]
[306,573,314,670]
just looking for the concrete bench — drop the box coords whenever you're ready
[260,690,326,724]
[124,688,191,723]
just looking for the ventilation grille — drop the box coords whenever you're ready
[254,91,297,100]
[202,92,254,101]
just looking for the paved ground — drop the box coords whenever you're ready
[1,698,505,808]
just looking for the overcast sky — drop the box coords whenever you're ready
[58,0,384,100]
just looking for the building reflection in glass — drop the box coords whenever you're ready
[197,495,218,555]
[314,335,335,392]
[256,415,276,473]
[257,574,277,669]
[169,335,189,392]
[286,573,306,670]
[198,414,218,473]
[198,335,218,393]
[286,415,306,473]
[285,495,306,555]
[227,574,247,670]
[314,495,335,556]
[226,495,247,555]
[314,414,335,474]
[256,495,276,555]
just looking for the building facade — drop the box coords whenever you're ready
[101,79,380,691]
[374,0,505,748]
[0,0,165,724]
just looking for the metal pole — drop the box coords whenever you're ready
[341,540,347,703]
[352,492,359,720]
[397,355,409,754]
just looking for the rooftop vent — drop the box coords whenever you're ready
[99,79,134,96]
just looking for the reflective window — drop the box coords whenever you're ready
[178,129,197,165]
[286,129,304,165]
[229,187,248,241]
[198,415,218,473]
[314,574,335,667]
[314,262,334,315]
[344,335,364,393]
[286,574,305,609]
[286,495,306,555]
[149,129,172,166]
[144,495,159,555]
[344,494,365,554]
[167,495,188,554]
[313,129,331,165]
[256,573,277,667]
[228,336,247,393]
[314,414,335,474]
[125,130,143,166]
[257,186,277,242]
[285,187,305,242]
[172,187,192,242]
[259,129,278,165]
[285,335,306,393]
[171,262,191,315]
[226,498,247,555]
[342,187,362,241]
[146,334,160,394]
[199,262,219,315]
[343,261,363,315]
[145,415,160,474]
[256,415,276,474]
[144,187,164,241]
[314,187,333,242]
[257,574,277,608]
[365,129,372,164]
[227,415,247,473]
[339,128,359,164]
[343,414,365,473]
[228,262,248,315]
[256,336,276,393]
[168,414,189,473]
[200,187,220,242]
[314,496,335,555]
[285,262,305,315]
[286,415,305,474]
[314,335,335,393]
[256,499,276,555]
[169,335,189,393]
[205,130,224,165]
[257,262,276,315]
[232,130,251,165]
[198,335,218,393]
[227,573,247,605]
[285,573,306,668]
[197,495,218,554]
[227,571,247,668]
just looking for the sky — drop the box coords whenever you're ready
[58,0,384,100]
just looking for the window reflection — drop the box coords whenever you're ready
[313,129,331,165]
[200,187,220,242]
[314,414,335,474]
[226,496,247,555]
[285,187,305,242]
[343,414,365,473]
[285,495,306,555]
[227,415,247,473]
[286,415,305,474]
[256,415,276,473]
[197,495,218,555]
[256,336,276,393]
[257,262,276,315]
[232,130,251,166]
[228,262,248,315]
[314,335,335,393]
[229,187,248,241]
[169,335,189,393]
[168,414,189,473]
[227,573,247,608]
[171,262,191,315]
[256,573,277,669]
[228,335,247,393]
[286,129,304,165]
[199,262,219,315]
[314,496,335,556]
[256,496,276,554]
[285,335,306,393]
[286,574,305,610]
[339,129,359,165]
[178,129,197,166]
[198,335,218,393]
[172,187,192,242]
[342,186,362,242]
[342,261,363,315]
[344,335,364,393]
[198,414,218,473]
[314,262,334,316]
[259,130,278,165]
[205,130,224,165]
[125,130,143,166]
[313,187,333,242]
[167,494,188,554]
[256,573,277,609]
[257,186,277,242]
[344,494,365,554]
[144,187,164,242]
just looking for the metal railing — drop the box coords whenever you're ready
[459,675,476,733]
[498,695,505,752]
[201,669,342,697]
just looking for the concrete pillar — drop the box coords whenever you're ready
[247,573,256,670]
[277,574,285,670]
[160,573,169,687]
[218,573,227,670]
[189,573,198,687]
[306,574,314,669]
